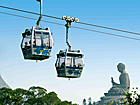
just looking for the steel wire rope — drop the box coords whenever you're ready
[0,5,62,20]
[1,11,140,41]
[1,5,140,36]
[0,12,64,26]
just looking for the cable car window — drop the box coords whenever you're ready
[66,57,72,67]
[22,35,31,48]
[55,58,59,67]
[35,32,41,46]
[75,57,83,67]
[49,35,53,47]
[43,32,49,47]
[59,57,65,68]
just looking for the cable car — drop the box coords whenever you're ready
[21,26,53,60]
[55,49,84,78]
[21,0,53,61]
[55,16,85,78]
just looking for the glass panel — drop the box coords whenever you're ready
[59,57,65,68]
[43,32,49,47]
[22,35,31,48]
[32,38,35,46]
[35,32,41,46]
[49,35,53,47]
[66,57,72,67]
[75,57,83,67]
[56,58,59,67]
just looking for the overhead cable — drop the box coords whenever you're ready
[1,11,140,41]
[0,5,140,36]
[0,12,64,26]
[0,5,62,20]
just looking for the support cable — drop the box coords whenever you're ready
[1,11,140,41]
[1,5,140,36]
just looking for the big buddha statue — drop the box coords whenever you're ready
[111,63,130,92]
[97,63,130,105]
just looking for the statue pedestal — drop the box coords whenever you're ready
[98,95,126,105]
[96,87,127,105]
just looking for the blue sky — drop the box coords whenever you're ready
[0,0,140,104]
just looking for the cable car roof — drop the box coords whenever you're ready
[33,27,51,32]
[57,49,83,57]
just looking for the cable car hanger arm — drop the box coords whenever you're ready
[36,0,42,28]
[62,16,79,51]
[65,22,72,51]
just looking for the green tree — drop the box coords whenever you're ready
[58,100,78,105]
[0,87,13,104]
[121,87,140,105]
[88,97,92,105]
[26,86,48,104]
[29,86,47,98]
[83,98,86,105]
[93,101,96,105]
[13,88,32,104]
[0,86,77,105]
[46,91,61,105]
[58,100,72,105]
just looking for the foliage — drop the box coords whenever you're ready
[58,101,73,105]
[83,97,96,105]
[0,86,78,105]
[108,101,115,105]
[92,101,96,105]
[88,97,92,105]
[83,97,95,105]
[121,87,140,105]
[82,98,86,105]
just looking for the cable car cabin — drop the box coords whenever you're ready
[55,49,84,78]
[21,26,53,60]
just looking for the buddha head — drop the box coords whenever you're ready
[117,63,125,73]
